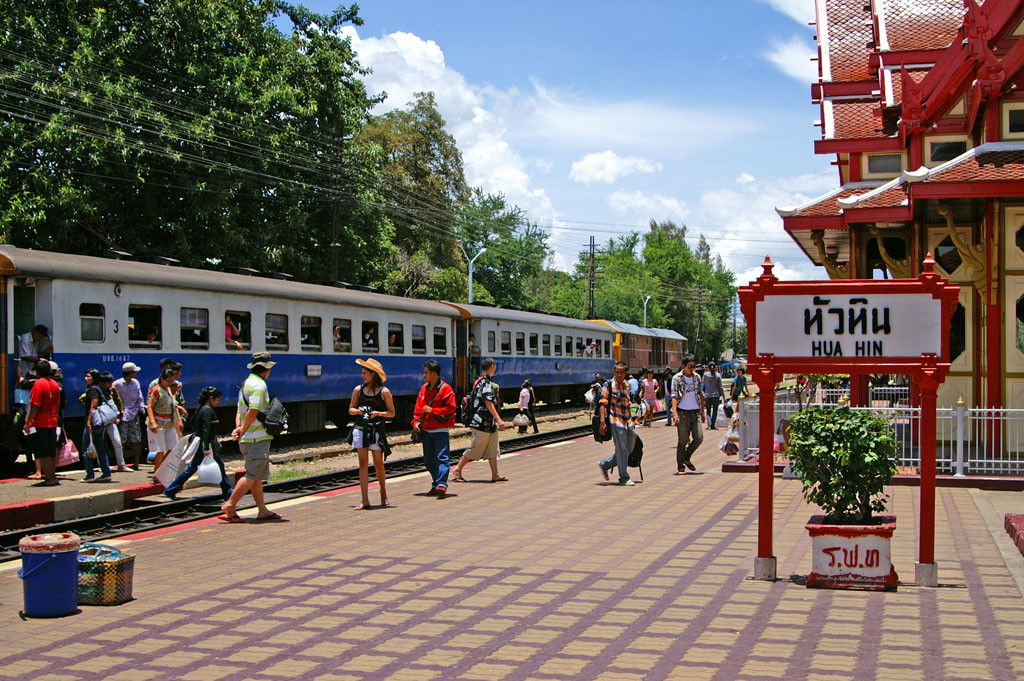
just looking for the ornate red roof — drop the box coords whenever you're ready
[823,0,875,82]
[777,183,884,219]
[925,149,1024,182]
[890,68,928,106]
[850,184,910,209]
[881,0,967,52]
[831,100,889,139]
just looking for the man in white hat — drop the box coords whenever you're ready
[222,352,281,522]
[113,362,145,470]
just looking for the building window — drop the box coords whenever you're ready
[542,334,551,355]
[265,314,288,350]
[388,323,404,353]
[225,311,251,350]
[362,321,379,351]
[951,303,965,363]
[935,236,963,275]
[435,327,448,354]
[554,334,562,356]
[501,331,511,355]
[412,325,426,354]
[80,303,105,343]
[529,333,538,356]
[1017,295,1024,355]
[487,330,496,353]
[867,153,902,174]
[128,305,161,349]
[333,319,351,352]
[929,140,967,164]
[180,307,209,349]
[301,316,322,352]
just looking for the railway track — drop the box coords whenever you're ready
[0,424,594,563]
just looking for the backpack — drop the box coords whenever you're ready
[629,436,644,481]
[460,377,486,427]
[240,389,289,437]
[591,380,612,443]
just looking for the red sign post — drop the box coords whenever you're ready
[738,254,959,586]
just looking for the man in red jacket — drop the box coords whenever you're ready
[412,360,457,498]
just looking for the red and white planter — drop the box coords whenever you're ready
[806,515,898,591]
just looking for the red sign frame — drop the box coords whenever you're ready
[738,255,960,585]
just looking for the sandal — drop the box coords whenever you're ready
[218,514,245,524]
[452,476,468,483]
[380,499,391,508]
[355,502,372,510]
[490,476,508,482]
[256,512,283,521]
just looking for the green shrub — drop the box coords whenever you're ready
[786,406,897,523]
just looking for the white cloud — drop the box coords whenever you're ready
[763,35,819,84]
[569,151,663,185]
[606,190,689,223]
[755,0,815,25]
[736,172,756,185]
[534,158,554,173]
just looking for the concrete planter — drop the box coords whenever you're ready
[806,515,898,591]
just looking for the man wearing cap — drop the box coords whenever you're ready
[221,352,281,522]
[114,362,145,470]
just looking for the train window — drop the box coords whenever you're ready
[576,338,585,356]
[554,334,562,356]
[180,308,209,349]
[487,330,496,353]
[225,311,251,350]
[515,332,525,355]
[542,334,551,355]
[80,303,105,343]
[501,331,511,355]
[564,336,572,356]
[301,316,322,352]
[362,321,379,351]
[333,319,352,352]
[412,325,426,354]
[434,326,447,354]
[128,305,162,349]
[265,314,289,350]
[604,340,611,357]
[529,333,538,356]
[388,323,404,353]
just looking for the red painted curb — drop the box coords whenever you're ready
[124,483,165,508]
[0,499,55,531]
[1005,514,1024,558]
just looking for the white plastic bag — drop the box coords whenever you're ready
[155,435,200,487]
[196,452,222,485]
[584,388,595,405]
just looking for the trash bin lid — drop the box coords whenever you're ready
[19,532,80,553]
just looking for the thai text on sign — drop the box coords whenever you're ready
[755,294,942,358]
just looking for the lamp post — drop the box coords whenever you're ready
[642,295,652,327]
[459,244,487,304]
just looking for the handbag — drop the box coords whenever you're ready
[196,451,222,485]
[78,542,135,606]
[412,382,445,444]
[57,435,80,468]
[91,398,120,427]
[512,413,530,427]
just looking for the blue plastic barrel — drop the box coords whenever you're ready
[18,532,81,618]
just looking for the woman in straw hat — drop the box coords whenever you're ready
[348,358,396,509]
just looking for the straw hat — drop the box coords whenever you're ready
[247,351,277,369]
[356,358,387,383]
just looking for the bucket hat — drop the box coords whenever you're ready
[355,358,387,383]
[247,351,277,369]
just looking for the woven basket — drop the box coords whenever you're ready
[78,543,135,606]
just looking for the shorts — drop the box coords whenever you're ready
[30,428,57,459]
[351,426,382,451]
[465,429,500,460]
[148,427,179,452]
[240,439,272,482]
[644,398,657,407]
[119,418,141,444]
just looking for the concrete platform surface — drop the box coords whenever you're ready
[1,423,1023,681]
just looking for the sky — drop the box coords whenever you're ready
[304,0,835,284]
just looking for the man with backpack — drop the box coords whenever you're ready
[597,361,637,486]
[452,358,508,483]
[221,352,282,522]
[412,360,457,498]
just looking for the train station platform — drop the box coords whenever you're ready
[1,423,1023,681]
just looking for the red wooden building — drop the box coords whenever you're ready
[779,0,1024,410]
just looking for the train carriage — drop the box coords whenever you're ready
[591,320,687,374]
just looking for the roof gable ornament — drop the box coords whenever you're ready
[963,0,992,52]
[936,204,991,300]
[810,230,851,280]
[900,66,925,139]
[868,226,913,279]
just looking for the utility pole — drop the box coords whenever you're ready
[586,236,596,319]
[732,293,738,354]
[695,288,704,362]
[329,122,345,282]
[642,295,652,327]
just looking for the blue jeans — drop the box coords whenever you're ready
[600,425,635,483]
[164,446,233,499]
[82,426,111,479]
[706,396,721,428]
[421,430,450,490]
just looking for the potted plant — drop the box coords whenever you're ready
[786,405,899,590]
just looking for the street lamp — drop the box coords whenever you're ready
[459,244,487,304]
[642,295,652,327]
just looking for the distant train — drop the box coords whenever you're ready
[0,246,686,448]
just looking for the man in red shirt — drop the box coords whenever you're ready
[24,360,62,486]
[411,360,457,498]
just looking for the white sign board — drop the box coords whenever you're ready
[756,294,941,358]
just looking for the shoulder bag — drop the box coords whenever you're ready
[412,382,445,444]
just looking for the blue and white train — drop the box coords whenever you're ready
[0,246,645,446]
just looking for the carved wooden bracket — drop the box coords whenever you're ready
[867,226,913,279]
[937,205,991,302]
[810,230,851,280]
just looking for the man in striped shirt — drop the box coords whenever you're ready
[597,361,637,486]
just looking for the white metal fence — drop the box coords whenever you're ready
[732,394,1024,476]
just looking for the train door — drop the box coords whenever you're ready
[455,318,468,393]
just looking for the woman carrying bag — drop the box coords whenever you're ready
[81,369,114,482]
[163,387,233,501]
[347,359,395,510]
[518,379,539,434]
